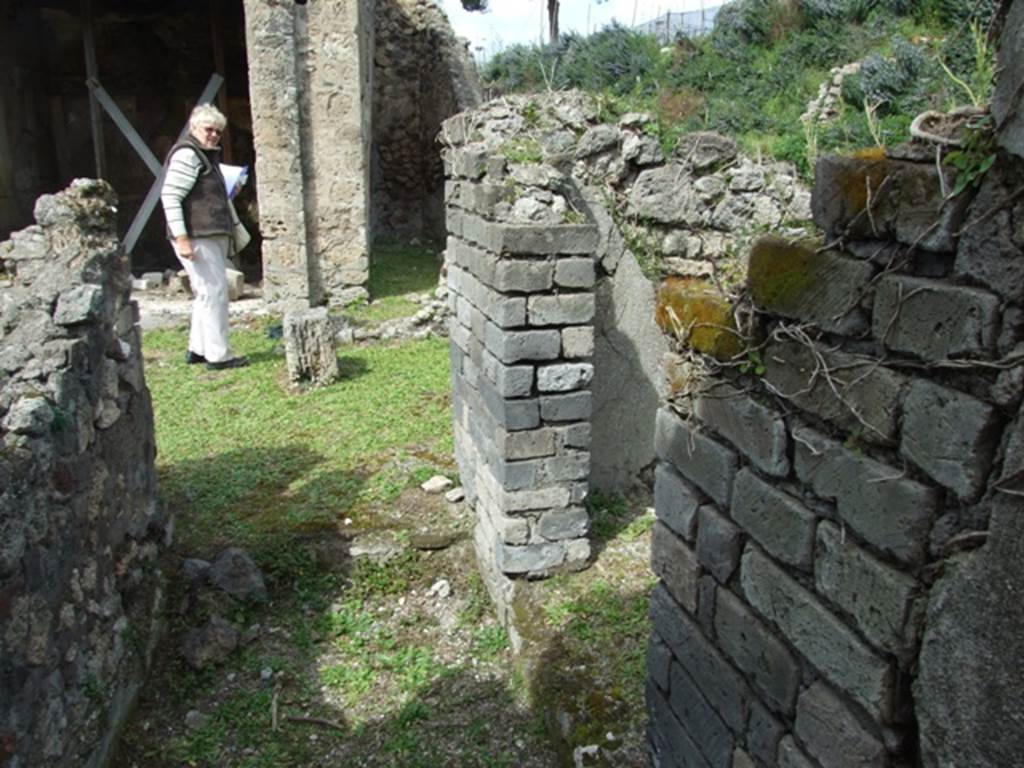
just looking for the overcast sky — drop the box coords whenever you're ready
[437,0,716,59]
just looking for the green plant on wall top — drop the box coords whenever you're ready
[945,114,996,196]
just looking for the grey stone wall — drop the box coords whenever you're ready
[646,15,1024,759]
[0,180,166,767]
[244,0,374,309]
[441,129,597,625]
[372,0,480,241]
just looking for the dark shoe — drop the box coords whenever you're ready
[185,351,207,365]
[206,356,250,371]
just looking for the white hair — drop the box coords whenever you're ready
[189,103,227,133]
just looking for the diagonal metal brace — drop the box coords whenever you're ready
[93,73,225,255]
[86,77,163,177]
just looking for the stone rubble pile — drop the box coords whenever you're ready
[440,91,812,283]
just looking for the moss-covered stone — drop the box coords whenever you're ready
[655,277,744,361]
[813,152,973,251]
[747,235,873,333]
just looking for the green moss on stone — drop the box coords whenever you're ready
[747,235,822,313]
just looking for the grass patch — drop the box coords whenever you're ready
[144,323,453,572]
[341,240,443,325]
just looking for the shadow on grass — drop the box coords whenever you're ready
[520,583,653,768]
[159,444,367,584]
[587,489,655,559]
[292,668,558,768]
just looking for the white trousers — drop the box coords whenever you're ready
[174,235,233,363]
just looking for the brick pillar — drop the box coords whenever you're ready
[443,143,599,620]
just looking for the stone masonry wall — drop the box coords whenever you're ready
[442,137,598,625]
[373,0,481,241]
[244,0,374,309]
[0,180,166,767]
[646,11,1024,764]
[438,92,813,494]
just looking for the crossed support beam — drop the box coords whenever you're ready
[84,74,224,255]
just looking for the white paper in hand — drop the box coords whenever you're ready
[220,164,249,199]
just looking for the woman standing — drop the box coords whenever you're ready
[160,103,249,370]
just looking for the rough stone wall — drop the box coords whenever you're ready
[441,130,598,623]
[646,14,1024,764]
[372,0,481,241]
[0,180,166,767]
[244,0,374,309]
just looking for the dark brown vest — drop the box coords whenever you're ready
[165,137,232,239]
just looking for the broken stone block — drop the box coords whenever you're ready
[282,307,339,387]
[131,277,159,292]
[421,475,454,494]
[208,548,268,604]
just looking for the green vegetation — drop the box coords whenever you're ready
[145,323,453,566]
[340,239,443,325]
[482,0,1000,178]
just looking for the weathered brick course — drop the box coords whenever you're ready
[816,521,923,658]
[696,505,743,583]
[795,682,887,768]
[654,463,701,541]
[794,426,937,565]
[731,469,816,570]
[528,293,596,325]
[651,522,700,612]
[669,662,735,768]
[714,587,801,715]
[764,340,904,445]
[694,383,790,477]
[900,380,1001,501]
[656,407,739,507]
[651,585,751,734]
[741,546,895,722]
[873,275,1000,360]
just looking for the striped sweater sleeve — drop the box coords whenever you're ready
[160,148,203,238]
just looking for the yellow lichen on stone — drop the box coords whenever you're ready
[747,235,820,312]
[655,277,744,361]
[833,152,889,217]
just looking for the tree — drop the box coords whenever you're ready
[459,0,609,47]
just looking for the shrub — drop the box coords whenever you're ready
[841,36,928,111]
[482,24,665,97]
